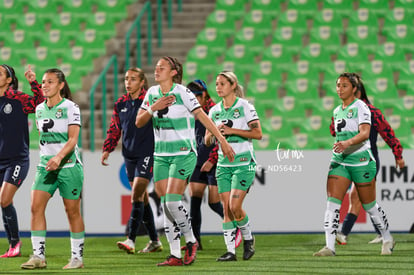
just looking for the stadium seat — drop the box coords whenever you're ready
[185,45,219,82]
[233,27,267,56]
[95,0,128,22]
[358,0,389,18]
[322,0,354,19]
[250,0,280,20]
[286,0,319,19]
[249,61,284,88]
[260,43,296,73]
[241,9,274,38]
[0,47,24,66]
[246,77,279,103]
[347,8,379,30]
[38,29,72,59]
[49,12,84,41]
[26,0,60,22]
[270,26,304,57]
[183,61,210,84]
[0,0,26,22]
[60,47,95,91]
[320,60,347,94]
[74,29,107,59]
[221,44,257,84]
[3,29,36,58]
[195,27,228,58]
[61,0,95,21]
[308,27,342,56]
[14,12,47,41]
[312,8,345,33]
[85,11,118,40]
[297,43,333,72]
[374,42,407,72]
[277,9,309,36]
[394,0,414,15]
[214,0,248,21]
[205,10,238,38]
[272,96,306,129]
[383,26,414,55]
[22,47,59,72]
[345,25,379,55]
[335,43,371,72]
[362,67,399,99]
[396,60,414,93]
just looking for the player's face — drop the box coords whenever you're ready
[0,66,11,90]
[336,77,356,102]
[154,59,176,83]
[125,70,144,96]
[216,75,234,98]
[42,72,64,99]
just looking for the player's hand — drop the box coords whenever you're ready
[45,155,62,171]
[201,160,214,172]
[151,95,176,111]
[101,151,110,166]
[24,65,36,83]
[220,140,235,162]
[396,158,405,169]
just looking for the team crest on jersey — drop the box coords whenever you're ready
[347,109,354,118]
[56,109,63,119]
[3,103,12,114]
[214,113,220,120]
[233,108,240,118]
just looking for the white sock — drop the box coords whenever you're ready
[70,237,84,260]
[31,236,46,259]
[365,202,392,242]
[324,199,341,252]
[163,204,181,258]
[223,222,237,254]
[166,200,196,244]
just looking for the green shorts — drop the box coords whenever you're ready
[33,163,84,200]
[153,152,197,182]
[328,159,376,183]
[216,163,256,193]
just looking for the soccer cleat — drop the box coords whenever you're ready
[181,241,201,251]
[0,249,9,258]
[138,240,163,253]
[117,239,135,254]
[235,228,242,248]
[157,255,183,266]
[21,255,47,269]
[313,247,336,256]
[243,237,255,260]
[336,232,348,245]
[369,234,383,244]
[381,239,395,255]
[63,257,84,269]
[216,252,237,261]
[183,241,197,265]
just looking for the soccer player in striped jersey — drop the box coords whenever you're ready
[0,64,44,258]
[136,56,235,266]
[21,68,84,270]
[101,68,162,254]
[313,72,394,257]
[205,71,262,262]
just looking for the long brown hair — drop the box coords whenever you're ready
[45,68,72,100]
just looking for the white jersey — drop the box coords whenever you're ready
[332,98,372,166]
[36,98,82,168]
[141,83,201,156]
[209,97,259,167]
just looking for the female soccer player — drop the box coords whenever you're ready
[313,72,394,257]
[135,56,234,266]
[333,73,404,245]
[206,71,262,262]
[0,64,44,258]
[101,67,162,254]
[21,68,85,269]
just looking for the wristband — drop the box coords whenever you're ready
[147,108,154,115]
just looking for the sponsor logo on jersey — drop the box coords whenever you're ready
[3,103,12,114]
[180,147,188,151]
[121,107,127,112]
[360,157,367,162]
[240,157,248,162]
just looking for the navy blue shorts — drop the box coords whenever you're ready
[124,155,153,182]
[0,157,29,188]
[190,165,217,186]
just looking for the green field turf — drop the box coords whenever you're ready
[1,233,414,274]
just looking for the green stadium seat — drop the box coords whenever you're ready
[250,0,280,20]
[0,0,26,22]
[61,0,95,21]
[215,0,248,20]
[383,26,414,55]
[249,61,284,88]
[270,26,304,57]
[28,113,39,149]
[246,77,278,103]
[38,30,72,59]
[346,25,379,55]
[358,0,389,18]
[205,10,238,38]
[362,68,398,99]
[297,43,333,72]
[183,61,210,84]
[347,8,379,30]
[309,27,342,56]
[221,44,257,84]
[241,9,274,38]
[322,0,354,19]
[49,12,85,40]
[374,42,407,72]
[233,27,267,56]
[272,96,306,129]
[284,78,320,109]
[22,47,59,69]
[95,0,128,22]
[286,0,319,19]
[195,27,228,58]
[3,29,36,57]
[394,0,414,15]
[336,43,371,72]
[74,29,107,59]
[0,47,24,66]
[312,8,344,33]
[320,61,347,94]
[27,0,60,22]
[185,45,219,76]
[396,60,414,93]
[277,9,309,36]
[261,45,296,73]
[14,12,47,41]
[85,12,118,40]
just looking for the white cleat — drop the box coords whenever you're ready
[368,234,383,244]
[313,246,336,256]
[336,232,348,245]
[381,239,395,255]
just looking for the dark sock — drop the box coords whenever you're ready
[370,216,381,235]
[190,196,202,243]
[2,210,11,244]
[2,204,19,247]
[128,202,144,242]
[142,203,158,241]
[209,202,224,219]
[341,213,358,236]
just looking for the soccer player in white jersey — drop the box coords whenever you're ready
[205,71,262,262]
[21,68,85,270]
[136,56,235,266]
[313,72,394,257]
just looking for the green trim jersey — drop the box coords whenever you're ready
[141,84,201,156]
[209,97,259,167]
[332,98,373,166]
[35,98,82,168]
